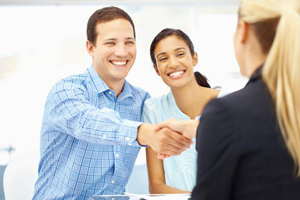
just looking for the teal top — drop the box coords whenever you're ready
[142,90,227,191]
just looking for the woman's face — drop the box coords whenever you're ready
[153,35,198,89]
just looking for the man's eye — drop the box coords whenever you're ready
[105,42,115,45]
[126,41,135,45]
[159,57,167,62]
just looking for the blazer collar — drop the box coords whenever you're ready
[246,66,263,86]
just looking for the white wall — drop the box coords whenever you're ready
[0,3,248,165]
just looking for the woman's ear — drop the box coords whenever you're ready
[193,52,198,67]
[153,65,160,76]
[237,20,249,44]
[86,40,94,57]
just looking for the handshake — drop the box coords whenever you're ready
[137,119,199,160]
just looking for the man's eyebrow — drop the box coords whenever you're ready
[104,38,117,41]
[103,37,135,41]
[125,37,135,40]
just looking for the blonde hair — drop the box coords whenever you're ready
[240,0,300,176]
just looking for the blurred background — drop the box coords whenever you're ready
[0,0,246,198]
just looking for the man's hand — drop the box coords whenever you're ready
[152,118,199,160]
[137,123,193,156]
[153,118,199,139]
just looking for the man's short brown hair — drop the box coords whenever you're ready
[87,6,136,46]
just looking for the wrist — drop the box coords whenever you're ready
[137,123,153,146]
[183,120,199,139]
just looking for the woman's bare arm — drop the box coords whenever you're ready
[146,147,190,194]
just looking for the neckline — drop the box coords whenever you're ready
[167,90,222,120]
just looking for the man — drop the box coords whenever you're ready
[33,6,192,199]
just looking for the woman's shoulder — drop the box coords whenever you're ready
[143,92,175,123]
[144,92,174,108]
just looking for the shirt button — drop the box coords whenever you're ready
[103,135,106,138]
[128,143,132,146]
[108,91,112,95]
[111,180,114,184]
[116,154,119,158]
[125,137,130,141]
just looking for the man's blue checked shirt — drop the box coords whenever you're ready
[33,66,150,200]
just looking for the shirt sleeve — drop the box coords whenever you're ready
[141,99,158,124]
[43,79,143,146]
[191,99,239,200]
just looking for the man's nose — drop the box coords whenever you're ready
[115,44,128,57]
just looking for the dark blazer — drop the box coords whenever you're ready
[191,67,300,200]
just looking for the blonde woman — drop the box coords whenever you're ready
[155,0,300,199]
[189,0,300,199]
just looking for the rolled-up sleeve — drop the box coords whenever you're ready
[44,79,143,146]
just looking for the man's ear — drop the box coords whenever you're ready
[153,65,160,76]
[193,52,198,67]
[86,40,94,57]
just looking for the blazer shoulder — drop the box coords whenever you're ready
[216,79,268,107]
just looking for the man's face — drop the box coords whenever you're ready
[87,18,136,86]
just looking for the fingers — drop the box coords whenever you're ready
[154,119,199,139]
[153,127,192,155]
[159,127,192,149]
[154,144,184,156]
[153,118,176,131]
[168,129,193,148]
[153,121,168,131]
[157,153,171,160]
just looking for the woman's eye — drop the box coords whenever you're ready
[177,53,185,57]
[159,57,167,62]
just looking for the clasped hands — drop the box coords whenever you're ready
[137,119,199,160]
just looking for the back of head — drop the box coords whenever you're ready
[150,28,210,88]
[239,0,300,176]
[87,6,136,46]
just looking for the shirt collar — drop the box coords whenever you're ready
[117,80,135,100]
[87,65,110,94]
[87,65,134,99]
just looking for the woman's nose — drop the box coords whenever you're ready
[168,56,179,67]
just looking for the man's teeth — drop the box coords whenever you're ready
[169,71,184,77]
[112,61,126,66]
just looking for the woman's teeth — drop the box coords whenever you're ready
[169,71,184,77]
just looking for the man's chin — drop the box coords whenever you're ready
[111,73,130,81]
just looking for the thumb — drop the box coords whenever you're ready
[153,121,168,131]
[153,118,175,131]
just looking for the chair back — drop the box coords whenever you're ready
[3,150,39,200]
